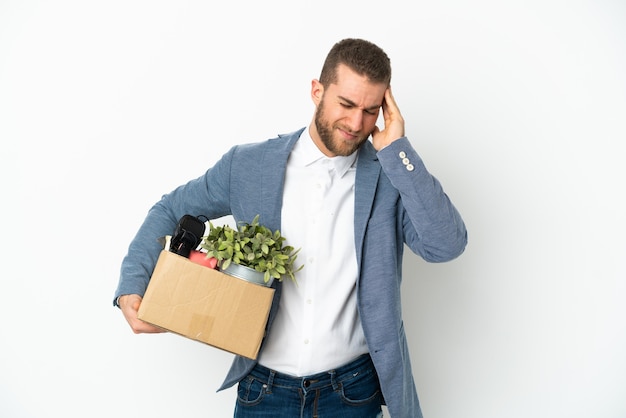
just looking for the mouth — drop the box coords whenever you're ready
[337,127,359,141]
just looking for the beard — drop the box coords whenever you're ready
[314,98,370,157]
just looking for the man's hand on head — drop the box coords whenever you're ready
[371,87,405,151]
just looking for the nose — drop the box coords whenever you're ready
[345,109,363,133]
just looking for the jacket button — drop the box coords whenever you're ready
[402,157,410,165]
[406,164,415,171]
[399,151,407,159]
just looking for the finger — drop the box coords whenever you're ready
[131,318,166,334]
[383,87,401,119]
[126,310,166,333]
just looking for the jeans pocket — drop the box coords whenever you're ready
[236,376,268,407]
[337,368,382,406]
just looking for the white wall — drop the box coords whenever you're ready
[1,1,624,417]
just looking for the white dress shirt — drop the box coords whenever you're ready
[257,127,368,376]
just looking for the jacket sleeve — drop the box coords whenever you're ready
[112,146,237,303]
[377,137,467,262]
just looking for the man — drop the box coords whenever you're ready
[114,38,467,418]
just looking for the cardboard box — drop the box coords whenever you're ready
[137,250,275,359]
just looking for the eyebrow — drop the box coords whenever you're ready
[338,95,381,112]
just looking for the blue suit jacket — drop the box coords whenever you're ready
[116,128,467,418]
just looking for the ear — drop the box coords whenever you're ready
[310,79,324,106]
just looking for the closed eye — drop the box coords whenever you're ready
[340,100,379,116]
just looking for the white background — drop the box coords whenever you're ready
[1,1,625,417]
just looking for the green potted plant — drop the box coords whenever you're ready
[200,215,303,286]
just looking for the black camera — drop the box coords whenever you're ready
[169,214,206,258]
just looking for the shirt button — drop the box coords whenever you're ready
[304,339,310,344]
[399,151,407,159]
[406,164,415,171]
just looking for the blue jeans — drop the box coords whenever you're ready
[234,354,384,418]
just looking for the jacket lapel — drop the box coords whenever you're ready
[256,128,304,232]
[353,141,381,272]
[255,128,303,332]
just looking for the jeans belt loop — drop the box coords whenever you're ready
[266,369,275,394]
[329,369,340,391]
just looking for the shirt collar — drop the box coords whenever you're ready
[294,126,358,178]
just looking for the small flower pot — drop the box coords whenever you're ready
[221,262,274,287]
